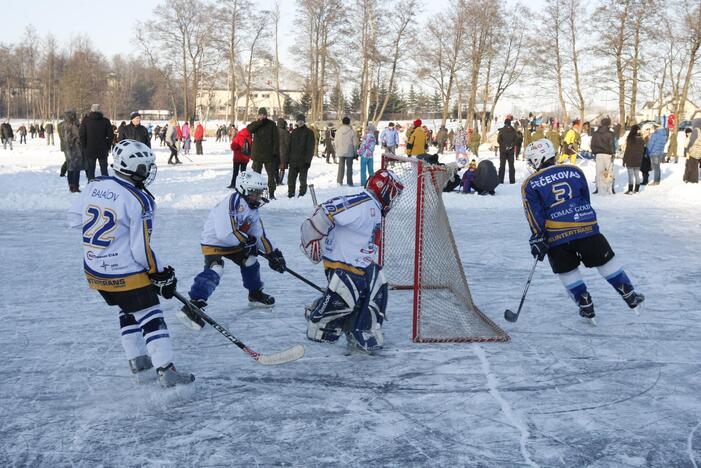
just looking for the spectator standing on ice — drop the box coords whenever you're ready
[646,125,668,186]
[194,121,204,155]
[684,121,701,183]
[247,107,279,199]
[165,119,181,165]
[324,123,337,163]
[58,110,84,193]
[286,114,315,198]
[497,117,517,184]
[1,121,14,150]
[277,118,290,183]
[181,122,192,155]
[559,119,582,164]
[622,124,644,194]
[358,124,377,186]
[380,122,399,155]
[335,116,359,186]
[468,127,480,156]
[79,104,113,180]
[546,124,561,155]
[229,127,252,188]
[118,112,151,147]
[18,124,27,144]
[590,117,616,195]
[45,121,54,145]
[435,126,448,154]
[406,119,427,156]
[29,124,36,139]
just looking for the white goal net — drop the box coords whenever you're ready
[380,154,509,343]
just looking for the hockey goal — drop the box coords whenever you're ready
[380,154,509,343]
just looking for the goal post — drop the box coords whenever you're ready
[380,153,509,343]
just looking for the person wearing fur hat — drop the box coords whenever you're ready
[406,119,427,156]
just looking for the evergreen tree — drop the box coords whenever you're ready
[350,87,361,113]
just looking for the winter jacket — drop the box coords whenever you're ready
[357,133,376,159]
[335,124,359,158]
[18,125,27,136]
[181,123,191,140]
[175,125,182,140]
[247,118,279,163]
[194,124,204,141]
[407,126,427,156]
[532,128,546,142]
[117,123,151,147]
[45,122,54,134]
[277,119,291,167]
[561,128,581,155]
[497,123,517,151]
[622,135,645,168]
[230,128,252,164]
[1,123,14,139]
[380,127,399,148]
[590,125,616,155]
[472,160,499,194]
[287,124,315,167]
[165,124,177,145]
[79,111,112,158]
[60,111,83,171]
[646,128,667,155]
[546,130,561,153]
[435,128,448,146]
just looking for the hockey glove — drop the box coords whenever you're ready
[300,239,322,264]
[529,235,549,261]
[241,235,258,258]
[150,266,177,299]
[267,248,286,273]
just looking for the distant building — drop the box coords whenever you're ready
[137,110,172,121]
[641,96,701,122]
[196,86,304,122]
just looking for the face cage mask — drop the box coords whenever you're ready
[243,187,269,209]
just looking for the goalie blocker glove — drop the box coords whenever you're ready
[149,266,177,298]
[529,234,549,261]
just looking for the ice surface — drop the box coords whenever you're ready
[0,137,700,466]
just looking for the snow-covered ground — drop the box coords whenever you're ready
[1,137,700,466]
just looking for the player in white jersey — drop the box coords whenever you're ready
[176,171,287,331]
[67,139,194,388]
[299,169,404,352]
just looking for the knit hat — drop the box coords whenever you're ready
[296,114,306,123]
[130,111,141,120]
[413,119,422,127]
[257,107,268,117]
[342,116,350,125]
[90,104,101,112]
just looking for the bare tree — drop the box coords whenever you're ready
[543,0,569,122]
[241,12,269,120]
[463,0,496,129]
[566,0,586,122]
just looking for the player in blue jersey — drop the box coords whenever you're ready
[521,139,645,322]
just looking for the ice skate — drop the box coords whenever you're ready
[578,292,595,320]
[129,355,153,374]
[177,299,206,331]
[157,363,195,388]
[620,285,645,315]
[248,289,275,307]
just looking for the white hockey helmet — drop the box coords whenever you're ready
[525,138,556,172]
[235,171,269,208]
[111,139,157,186]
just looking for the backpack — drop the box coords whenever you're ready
[688,129,701,159]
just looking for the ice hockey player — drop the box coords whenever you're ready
[299,169,404,353]
[521,139,645,323]
[177,171,286,331]
[67,139,194,388]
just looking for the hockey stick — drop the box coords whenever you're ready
[504,258,539,323]
[309,184,318,206]
[173,291,305,365]
[259,251,325,293]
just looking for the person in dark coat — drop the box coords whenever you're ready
[497,118,517,184]
[247,107,279,199]
[117,112,151,147]
[286,114,315,198]
[591,117,617,194]
[79,104,113,180]
[1,121,14,150]
[472,159,499,195]
[684,120,701,183]
[58,110,84,192]
[276,118,290,184]
[622,124,645,194]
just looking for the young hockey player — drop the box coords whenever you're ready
[177,171,286,331]
[521,139,645,323]
[299,169,404,352]
[67,139,194,388]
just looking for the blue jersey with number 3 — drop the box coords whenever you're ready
[521,164,599,247]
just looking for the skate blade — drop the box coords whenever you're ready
[586,317,597,327]
[248,301,275,309]
[631,303,642,316]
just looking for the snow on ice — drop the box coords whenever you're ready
[0,136,700,466]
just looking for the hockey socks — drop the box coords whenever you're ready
[189,264,222,302]
[558,268,594,318]
[134,306,173,369]
[597,257,644,308]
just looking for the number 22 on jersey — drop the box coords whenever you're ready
[83,205,117,248]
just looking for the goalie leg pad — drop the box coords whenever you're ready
[346,264,388,351]
[119,311,147,360]
[305,270,358,343]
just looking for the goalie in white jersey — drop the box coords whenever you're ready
[300,169,404,352]
[177,171,287,331]
[67,139,194,388]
